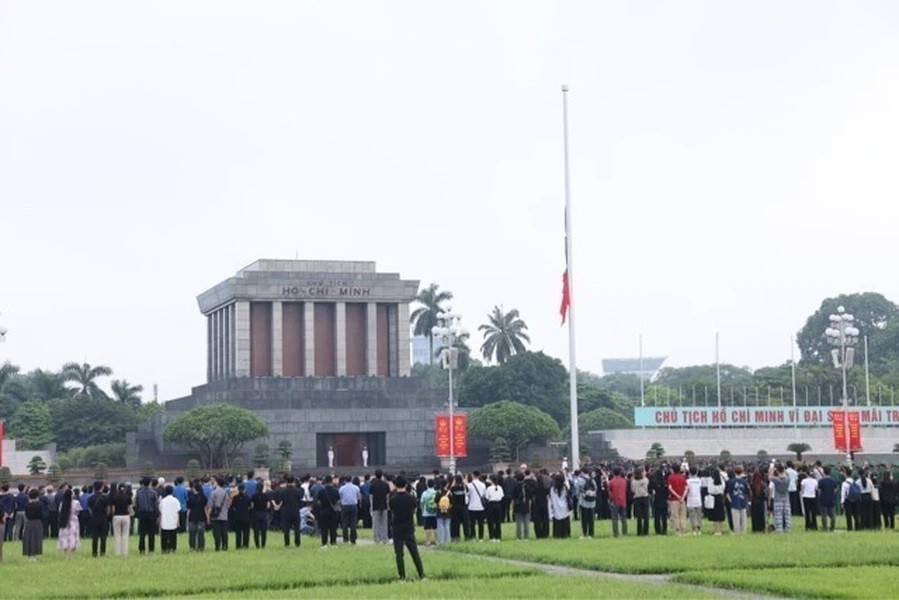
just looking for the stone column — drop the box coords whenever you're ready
[397,302,411,376]
[304,301,315,376]
[272,301,283,376]
[206,314,213,382]
[335,302,347,376]
[366,302,378,376]
[223,305,231,378]
[235,301,251,377]
[387,303,398,376]
[213,309,221,380]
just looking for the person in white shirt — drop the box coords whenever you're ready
[466,473,487,541]
[159,486,181,554]
[484,475,505,542]
[686,469,703,535]
[785,462,800,516]
[799,469,819,530]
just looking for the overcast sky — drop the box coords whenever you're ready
[2,1,899,401]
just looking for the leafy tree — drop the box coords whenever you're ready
[50,396,140,451]
[24,368,68,402]
[45,463,61,483]
[57,456,72,472]
[577,382,633,416]
[719,449,732,463]
[28,455,46,475]
[797,293,898,364]
[489,437,512,463]
[459,352,569,424]
[0,362,24,405]
[468,401,561,461]
[277,440,293,460]
[684,450,696,464]
[140,401,163,421]
[0,466,11,485]
[647,442,666,460]
[230,456,247,473]
[186,459,201,479]
[787,442,811,461]
[62,362,113,398]
[163,403,268,469]
[410,283,453,365]
[9,400,55,449]
[254,443,270,467]
[756,449,770,462]
[576,408,634,432]
[894,443,899,453]
[478,306,530,364]
[94,462,108,479]
[435,332,475,371]
[110,379,143,408]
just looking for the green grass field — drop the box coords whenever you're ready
[1,521,896,598]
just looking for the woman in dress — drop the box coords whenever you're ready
[707,469,727,535]
[57,485,81,558]
[22,488,44,560]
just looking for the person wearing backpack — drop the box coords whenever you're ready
[578,472,598,538]
[842,469,861,531]
[512,471,533,540]
[435,481,452,546]
[419,479,437,547]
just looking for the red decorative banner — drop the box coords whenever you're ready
[832,410,862,452]
[435,415,451,457]
[452,414,468,458]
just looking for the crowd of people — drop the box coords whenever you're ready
[1,458,896,569]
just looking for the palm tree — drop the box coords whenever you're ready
[478,306,530,364]
[27,369,68,401]
[0,361,19,391]
[62,362,112,398]
[110,379,143,408]
[410,283,453,365]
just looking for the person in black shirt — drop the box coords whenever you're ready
[230,484,252,549]
[369,470,390,544]
[449,474,470,541]
[250,481,271,549]
[274,477,302,548]
[389,476,425,581]
[316,477,340,547]
[186,482,206,551]
[89,484,112,557]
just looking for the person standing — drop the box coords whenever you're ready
[512,472,533,540]
[532,473,550,539]
[186,481,207,551]
[327,446,335,469]
[649,466,669,535]
[435,482,452,546]
[338,476,361,545]
[275,476,302,548]
[484,475,504,542]
[419,479,438,546]
[362,446,369,468]
[13,484,28,541]
[578,472,598,538]
[857,471,875,530]
[785,461,801,516]
[389,476,426,581]
[770,464,792,533]
[89,484,112,557]
[631,468,649,536]
[725,465,750,534]
[134,477,159,554]
[57,486,81,559]
[879,472,896,530]
[317,476,341,547]
[667,466,688,536]
[1,484,15,546]
[800,470,819,531]
[549,474,571,539]
[466,472,487,541]
[818,466,838,532]
[250,480,271,549]
[608,468,629,537]
[369,470,390,544]
[841,470,860,531]
[205,477,230,551]
[158,485,180,554]
[111,484,132,556]
[22,489,44,560]
[172,477,189,534]
[707,470,726,536]
[449,474,470,541]
[229,483,252,549]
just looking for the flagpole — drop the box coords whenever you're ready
[864,335,871,406]
[715,332,721,408]
[639,333,645,407]
[562,84,580,469]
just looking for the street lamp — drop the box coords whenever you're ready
[432,310,466,476]
[824,306,860,467]
[0,311,7,343]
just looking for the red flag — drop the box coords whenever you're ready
[560,269,570,324]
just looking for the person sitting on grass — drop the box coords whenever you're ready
[389,476,426,582]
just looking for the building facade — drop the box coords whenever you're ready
[129,259,447,471]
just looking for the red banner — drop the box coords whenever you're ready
[435,414,468,458]
[452,414,468,458]
[832,410,862,452]
[435,415,451,457]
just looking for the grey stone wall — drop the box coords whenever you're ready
[131,376,446,470]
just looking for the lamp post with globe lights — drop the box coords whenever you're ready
[432,310,466,476]
[824,306,860,466]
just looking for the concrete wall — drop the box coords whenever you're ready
[129,376,445,470]
[597,427,899,460]
[1,439,56,476]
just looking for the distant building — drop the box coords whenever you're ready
[412,335,434,365]
[602,356,667,382]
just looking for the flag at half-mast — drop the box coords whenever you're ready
[560,213,571,324]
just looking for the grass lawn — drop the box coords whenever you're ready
[440,526,899,574]
[673,566,899,599]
